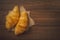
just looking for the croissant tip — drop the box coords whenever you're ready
[13,5,19,12]
[15,32,19,36]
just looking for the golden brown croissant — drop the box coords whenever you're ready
[14,6,29,35]
[5,5,19,30]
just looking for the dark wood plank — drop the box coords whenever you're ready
[0,0,60,40]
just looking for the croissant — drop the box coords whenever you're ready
[5,5,19,30]
[14,6,29,35]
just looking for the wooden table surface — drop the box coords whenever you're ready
[0,0,60,40]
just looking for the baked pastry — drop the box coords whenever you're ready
[5,5,19,30]
[14,6,29,35]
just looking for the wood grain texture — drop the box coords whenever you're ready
[0,0,60,40]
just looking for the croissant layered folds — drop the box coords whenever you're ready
[5,6,19,30]
[5,5,35,35]
[14,6,29,35]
